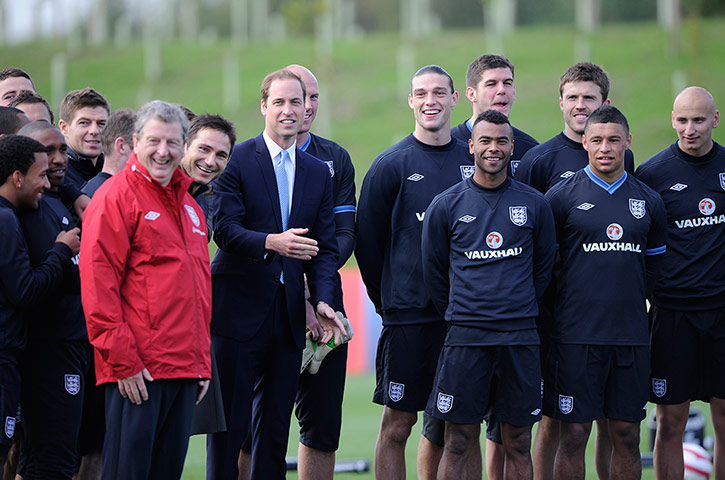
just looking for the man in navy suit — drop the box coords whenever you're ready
[206,68,345,480]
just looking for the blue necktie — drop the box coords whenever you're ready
[275,150,290,283]
[275,150,290,231]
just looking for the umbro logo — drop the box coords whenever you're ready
[560,171,575,179]
[407,173,424,182]
[144,211,161,221]
[670,183,688,191]
[458,215,476,223]
[577,203,595,210]
[531,408,541,416]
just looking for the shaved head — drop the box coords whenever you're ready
[674,86,716,113]
[672,86,719,157]
[284,64,319,136]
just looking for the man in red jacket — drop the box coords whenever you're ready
[79,100,212,479]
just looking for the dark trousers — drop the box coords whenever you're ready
[102,379,196,480]
[21,340,91,480]
[207,285,302,480]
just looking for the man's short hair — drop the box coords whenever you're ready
[465,54,515,88]
[0,134,47,183]
[10,90,54,124]
[413,65,455,93]
[17,120,58,138]
[187,114,237,149]
[135,100,189,142]
[261,69,306,104]
[0,106,27,135]
[472,109,513,135]
[101,108,137,156]
[584,104,629,136]
[0,68,35,90]
[59,88,110,124]
[177,104,196,122]
[559,62,610,101]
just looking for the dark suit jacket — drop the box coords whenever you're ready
[210,133,339,348]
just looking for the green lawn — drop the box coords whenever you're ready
[180,373,715,479]
[3,18,724,199]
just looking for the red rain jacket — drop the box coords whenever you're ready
[79,154,211,384]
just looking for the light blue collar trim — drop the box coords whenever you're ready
[299,135,312,152]
[465,119,473,133]
[584,166,627,195]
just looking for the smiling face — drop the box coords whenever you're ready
[17,152,50,209]
[29,126,67,190]
[560,80,608,141]
[467,67,516,117]
[583,121,631,183]
[469,120,513,186]
[0,76,34,107]
[672,88,720,157]
[59,106,108,159]
[133,118,184,187]
[409,72,458,137]
[261,78,305,148]
[287,67,319,135]
[181,127,232,185]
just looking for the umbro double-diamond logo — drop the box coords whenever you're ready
[670,183,688,191]
[407,173,424,182]
[577,203,595,211]
[458,215,476,223]
[560,171,575,179]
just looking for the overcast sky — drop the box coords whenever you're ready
[5,0,95,44]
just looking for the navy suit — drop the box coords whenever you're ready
[207,134,338,479]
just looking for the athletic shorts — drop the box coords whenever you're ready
[0,352,21,457]
[21,340,92,479]
[426,345,542,427]
[542,343,649,423]
[295,342,348,452]
[650,305,725,403]
[373,323,446,412]
[77,356,104,457]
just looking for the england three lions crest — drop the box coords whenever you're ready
[437,392,453,413]
[65,374,81,396]
[325,161,335,177]
[559,395,573,414]
[720,173,725,191]
[629,199,646,219]
[388,382,404,402]
[652,378,667,398]
[509,206,527,226]
[460,165,475,180]
[4,416,15,439]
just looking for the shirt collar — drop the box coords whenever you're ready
[584,165,627,194]
[263,131,296,166]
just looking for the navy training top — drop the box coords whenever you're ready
[635,142,725,310]
[546,167,667,345]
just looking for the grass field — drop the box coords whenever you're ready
[3,18,724,198]
[4,19,722,478]
[179,373,716,479]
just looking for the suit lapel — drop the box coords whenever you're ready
[254,135,284,232]
[289,149,307,227]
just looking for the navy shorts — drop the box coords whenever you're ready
[542,343,649,423]
[373,323,446,412]
[21,340,92,479]
[0,351,21,457]
[295,342,348,452]
[426,345,542,427]
[650,305,725,403]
